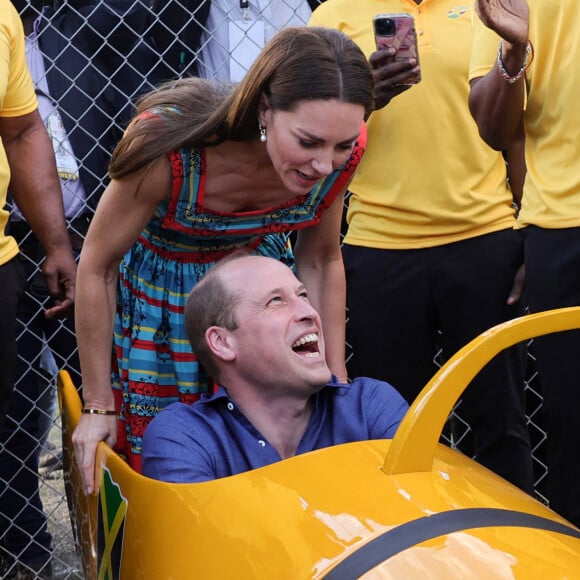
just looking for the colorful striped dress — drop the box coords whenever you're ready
[113,136,365,471]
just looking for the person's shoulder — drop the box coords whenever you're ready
[309,0,352,24]
[0,2,24,48]
[324,375,398,397]
[1,0,19,26]
[152,399,217,425]
[349,376,394,389]
[147,401,194,428]
[144,398,224,443]
[348,376,406,401]
[349,377,409,423]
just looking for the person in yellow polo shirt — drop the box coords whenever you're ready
[469,0,580,528]
[310,0,534,493]
[0,1,76,427]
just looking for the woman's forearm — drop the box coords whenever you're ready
[75,259,118,408]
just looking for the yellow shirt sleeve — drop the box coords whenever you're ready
[0,1,38,118]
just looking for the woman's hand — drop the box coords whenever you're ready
[72,413,118,495]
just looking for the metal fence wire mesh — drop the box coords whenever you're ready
[1,2,547,578]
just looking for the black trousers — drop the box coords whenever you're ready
[0,233,81,569]
[0,256,25,427]
[343,229,534,493]
[524,226,580,527]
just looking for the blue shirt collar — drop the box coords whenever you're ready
[199,375,349,406]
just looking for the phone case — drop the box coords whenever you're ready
[373,13,421,84]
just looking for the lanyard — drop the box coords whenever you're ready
[240,0,249,20]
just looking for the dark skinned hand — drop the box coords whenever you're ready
[370,47,421,111]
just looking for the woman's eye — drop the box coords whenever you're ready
[299,139,315,148]
[338,142,355,151]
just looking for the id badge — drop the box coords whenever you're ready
[228,20,265,82]
[46,110,80,180]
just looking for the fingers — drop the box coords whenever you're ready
[372,63,420,110]
[72,415,118,495]
[507,264,525,305]
[42,257,77,318]
[45,297,74,319]
[72,425,96,495]
[81,442,98,496]
[369,47,397,68]
[369,48,421,109]
[42,267,60,301]
[371,54,420,86]
[375,66,420,88]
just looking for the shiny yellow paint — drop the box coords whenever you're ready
[384,306,580,475]
[58,307,580,579]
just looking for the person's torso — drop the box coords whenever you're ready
[311,0,515,249]
[200,0,313,81]
[517,0,580,229]
[0,2,38,263]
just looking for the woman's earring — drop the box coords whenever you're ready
[259,124,267,143]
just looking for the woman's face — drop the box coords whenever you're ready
[260,99,364,195]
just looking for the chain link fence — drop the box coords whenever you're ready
[1,1,546,578]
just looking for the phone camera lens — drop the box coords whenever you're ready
[377,18,396,36]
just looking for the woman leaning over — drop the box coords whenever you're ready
[72,26,375,493]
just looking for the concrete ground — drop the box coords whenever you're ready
[38,423,82,580]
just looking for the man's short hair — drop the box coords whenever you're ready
[185,252,257,380]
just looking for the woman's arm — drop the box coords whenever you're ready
[294,190,348,382]
[72,157,171,494]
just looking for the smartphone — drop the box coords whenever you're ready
[373,13,421,85]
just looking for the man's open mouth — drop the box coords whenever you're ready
[291,333,321,357]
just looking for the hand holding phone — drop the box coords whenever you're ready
[373,13,421,86]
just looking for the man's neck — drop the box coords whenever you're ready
[227,388,314,459]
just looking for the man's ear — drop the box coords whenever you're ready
[205,326,236,362]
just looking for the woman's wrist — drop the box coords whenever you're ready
[82,408,118,416]
[80,384,116,412]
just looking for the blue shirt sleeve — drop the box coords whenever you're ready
[352,377,409,438]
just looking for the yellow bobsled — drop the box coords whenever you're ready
[59,307,580,579]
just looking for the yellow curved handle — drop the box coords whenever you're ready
[383,306,580,475]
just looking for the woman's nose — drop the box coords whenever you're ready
[311,151,334,176]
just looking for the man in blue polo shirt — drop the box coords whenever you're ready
[142,254,408,483]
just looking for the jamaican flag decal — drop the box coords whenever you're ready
[97,467,128,580]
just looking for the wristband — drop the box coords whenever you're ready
[497,40,533,84]
[82,408,118,416]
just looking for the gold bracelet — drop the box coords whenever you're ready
[82,408,118,416]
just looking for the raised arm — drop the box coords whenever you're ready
[1,110,76,318]
[295,190,348,382]
[72,156,171,494]
[469,0,530,150]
